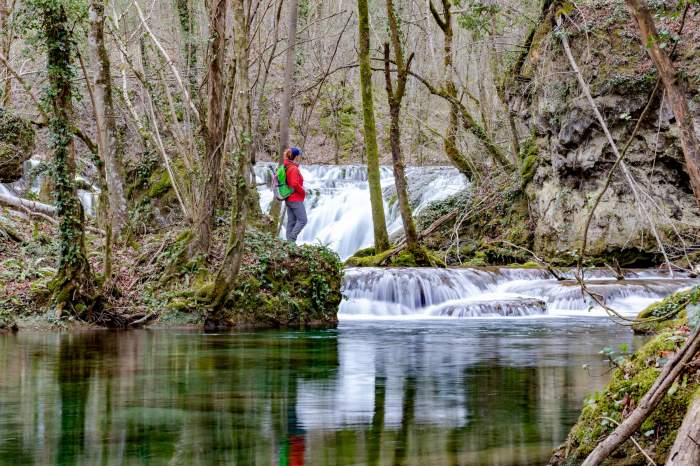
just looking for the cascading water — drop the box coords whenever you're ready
[256,163,698,319]
[255,163,467,260]
[1,158,99,217]
[340,267,699,319]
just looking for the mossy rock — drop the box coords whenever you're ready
[632,286,700,335]
[0,108,35,183]
[557,328,699,465]
[346,246,445,268]
[415,176,535,266]
[193,230,343,329]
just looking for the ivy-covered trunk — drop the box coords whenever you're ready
[357,0,390,253]
[40,1,98,316]
[428,0,475,179]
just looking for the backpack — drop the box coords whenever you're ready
[271,164,294,201]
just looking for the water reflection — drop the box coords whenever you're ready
[0,320,644,465]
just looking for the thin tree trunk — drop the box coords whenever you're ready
[207,0,251,321]
[41,3,97,317]
[625,0,700,206]
[0,0,16,107]
[358,0,390,252]
[269,0,299,231]
[88,0,129,239]
[192,0,228,255]
[666,395,700,466]
[428,0,475,178]
[175,0,198,95]
[278,0,298,158]
[384,0,419,253]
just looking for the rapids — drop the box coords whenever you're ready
[340,267,698,319]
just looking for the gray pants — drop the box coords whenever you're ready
[285,201,307,242]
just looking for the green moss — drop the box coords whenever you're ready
[180,230,344,328]
[518,135,540,188]
[563,328,698,464]
[148,169,173,199]
[632,286,700,334]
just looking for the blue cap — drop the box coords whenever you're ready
[291,147,301,157]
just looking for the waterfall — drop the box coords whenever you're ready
[255,163,467,259]
[340,267,699,319]
[1,158,99,217]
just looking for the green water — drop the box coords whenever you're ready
[0,319,645,465]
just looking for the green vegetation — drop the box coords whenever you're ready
[553,287,700,465]
[162,230,343,328]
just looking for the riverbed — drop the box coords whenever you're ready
[0,318,646,465]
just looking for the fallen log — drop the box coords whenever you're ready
[0,192,56,216]
[379,209,458,265]
[0,192,104,236]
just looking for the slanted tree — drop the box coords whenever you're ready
[88,0,129,239]
[27,0,99,316]
[0,0,17,106]
[625,0,700,207]
[428,0,475,179]
[383,0,419,254]
[357,0,390,253]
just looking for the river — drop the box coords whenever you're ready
[0,319,647,465]
[1,164,694,465]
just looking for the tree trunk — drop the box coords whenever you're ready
[174,0,198,95]
[666,395,700,466]
[88,0,129,239]
[206,0,251,321]
[625,0,700,206]
[384,0,419,253]
[428,0,475,179]
[0,0,15,107]
[357,0,390,252]
[269,0,299,231]
[41,3,98,317]
[192,0,227,255]
[278,0,298,159]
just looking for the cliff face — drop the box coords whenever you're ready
[512,0,700,264]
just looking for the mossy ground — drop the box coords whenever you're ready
[1,210,343,330]
[551,287,700,466]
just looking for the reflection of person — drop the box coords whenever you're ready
[279,385,305,466]
[283,147,307,242]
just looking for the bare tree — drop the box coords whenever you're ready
[384,0,419,254]
[88,0,129,239]
[625,0,700,207]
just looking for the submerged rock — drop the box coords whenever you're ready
[433,298,546,317]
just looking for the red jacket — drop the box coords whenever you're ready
[284,159,305,202]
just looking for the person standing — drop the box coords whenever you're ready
[283,147,307,242]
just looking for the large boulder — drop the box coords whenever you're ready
[0,109,35,183]
[511,0,700,263]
